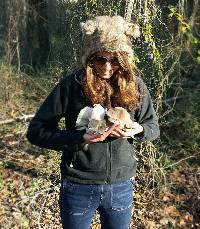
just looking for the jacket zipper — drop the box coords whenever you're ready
[105,142,112,183]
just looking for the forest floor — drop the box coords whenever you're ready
[0,66,200,228]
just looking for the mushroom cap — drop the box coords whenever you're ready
[76,106,93,129]
[106,107,134,128]
[90,104,106,120]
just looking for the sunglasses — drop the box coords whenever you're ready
[91,56,120,67]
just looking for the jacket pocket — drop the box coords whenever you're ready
[72,143,107,172]
[111,138,137,170]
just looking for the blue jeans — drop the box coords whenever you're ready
[59,179,134,229]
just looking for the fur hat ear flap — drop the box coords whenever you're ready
[125,23,140,39]
[80,20,96,35]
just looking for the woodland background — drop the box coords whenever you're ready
[0,0,200,228]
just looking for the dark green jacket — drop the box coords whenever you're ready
[27,69,160,184]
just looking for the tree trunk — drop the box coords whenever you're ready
[26,0,50,67]
[0,0,7,59]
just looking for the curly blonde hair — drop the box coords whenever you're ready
[83,52,140,111]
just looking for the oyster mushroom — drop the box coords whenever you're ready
[76,104,108,134]
[76,106,93,130]
[87,104,107,134]
[106,107,135,129]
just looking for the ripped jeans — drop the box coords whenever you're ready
[59,179,134,229]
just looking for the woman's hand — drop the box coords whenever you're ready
[83,124,119,144]
[110,122,144,138]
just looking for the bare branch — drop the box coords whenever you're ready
[0,114,34,125]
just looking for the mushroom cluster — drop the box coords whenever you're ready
[76,104,134,134]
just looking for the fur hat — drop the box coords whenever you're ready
[80,15,140,67]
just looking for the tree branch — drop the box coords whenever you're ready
[0,114,34,125]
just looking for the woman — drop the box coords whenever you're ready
[27,16,160,229]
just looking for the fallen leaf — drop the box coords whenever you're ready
[164,206,180,217]
[146,220,159,229]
